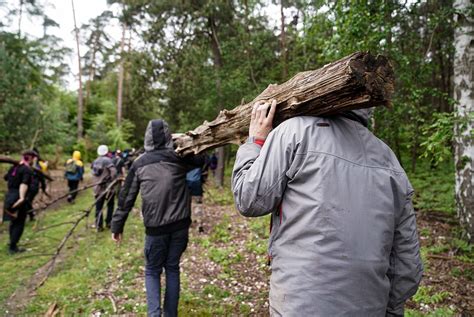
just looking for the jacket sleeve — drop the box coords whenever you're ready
[111,166,140,234]
[109,163,117,179]
[232,122,297,217]
[386,190,423,316]
[79,166,84,180]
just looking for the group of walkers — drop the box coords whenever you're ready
[64,145,132,231]
[1,146,133,254]
[2,102,423,316]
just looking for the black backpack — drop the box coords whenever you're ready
[92,164,103,177]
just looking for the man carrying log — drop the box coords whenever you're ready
[232,100,423,316]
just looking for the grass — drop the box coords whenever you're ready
[407,161,455,214]
[0,159,470,315]
[0,190,95,313]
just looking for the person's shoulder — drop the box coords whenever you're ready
[19,164,33,175]
[275,116,320,131]
[75,160,84,167]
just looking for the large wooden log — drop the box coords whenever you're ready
[0,155,54,181]
[173,51,394,156]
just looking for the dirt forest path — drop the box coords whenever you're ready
[0,178,472,315]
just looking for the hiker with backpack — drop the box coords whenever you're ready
[3,150,37,254]
[65,151,84,203]
[91,145,117,231]
[26,148,49,220]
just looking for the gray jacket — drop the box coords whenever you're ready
[91,156,117,197]
[232,110,423,317]
[111,119,204,236]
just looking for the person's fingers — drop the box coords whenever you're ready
[267,99,277,122]
[258,102,270,122]
[251,103,258,121]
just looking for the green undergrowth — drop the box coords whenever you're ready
[407,161,455,214]
[22,197,147,315]
[0,190,95,313]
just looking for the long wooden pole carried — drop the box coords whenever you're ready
[173,51,394,156]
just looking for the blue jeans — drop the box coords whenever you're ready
[144,228,189,317]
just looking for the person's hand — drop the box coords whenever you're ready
[112,232,122,244]
[249,99,277,140]
[11,198,25,209]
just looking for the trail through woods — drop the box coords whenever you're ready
[0,178,472,315]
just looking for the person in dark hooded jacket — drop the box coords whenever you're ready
[111,119,204,317]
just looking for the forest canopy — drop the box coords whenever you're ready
[0,0,457,169]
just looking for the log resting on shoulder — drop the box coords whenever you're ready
[173,51,395,156]
[0,155,54,181]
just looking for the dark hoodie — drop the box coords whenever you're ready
[111,119,204,235]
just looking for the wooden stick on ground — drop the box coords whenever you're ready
[34,179,120,289]
[173,51,394,156]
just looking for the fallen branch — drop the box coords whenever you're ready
[173,51,394,155]
[427,254,454,260]
[35,179,120,289]
[34,221,77,233]
[16,253,56,260]
[27,181,104,216]
[0,155,54,181]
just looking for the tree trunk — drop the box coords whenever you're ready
[18,0,23,36]
[453,0,473,242]
[173,52,394,156]
[208,15,225,187]
[280,2,288,79]
[71,0,84,139]
[85,32,100,106]
[242,0,258,89]
[117,23,127,126]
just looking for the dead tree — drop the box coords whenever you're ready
[173,51,395,156]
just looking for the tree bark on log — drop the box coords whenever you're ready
[173,51,394,156]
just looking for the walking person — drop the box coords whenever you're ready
[3,150,37,254]
[26,148,48,221]
[232,100,423,316]
[111,119,204,317]
[186,167,204,204]
[92,145,117,231]
[65,150,84,203]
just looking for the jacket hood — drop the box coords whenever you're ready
[144,119,174,151]
[72,151,81,160]
[342,108,373,127]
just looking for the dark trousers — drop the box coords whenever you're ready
[9,205,28,250]
[95,193,115,228]
[67,180,80,201]
[145,228,189,317]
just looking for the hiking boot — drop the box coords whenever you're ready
[8,247,26,255]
